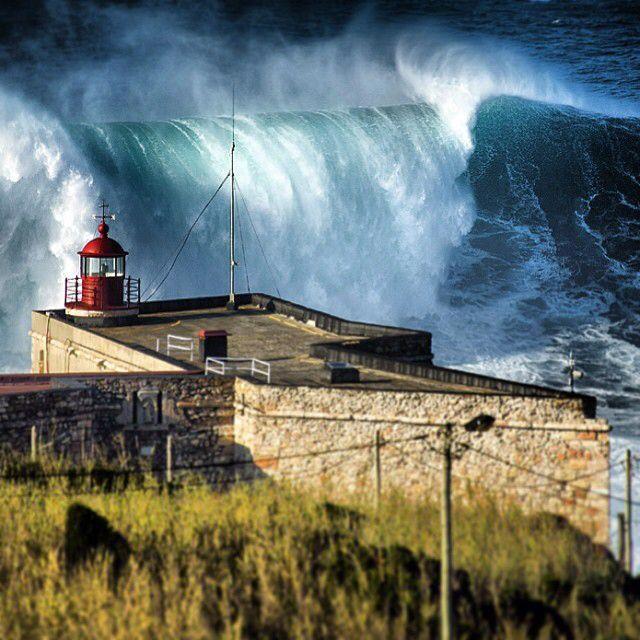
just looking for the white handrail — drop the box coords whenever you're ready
[205,357,271,383]
[165,334,195,361]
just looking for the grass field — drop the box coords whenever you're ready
[0,466,638,639]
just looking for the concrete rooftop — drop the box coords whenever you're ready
[90,303,498,393]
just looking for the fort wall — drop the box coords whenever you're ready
[0,375,235,480]
[233,379,611,543]
[0,386,96,460]
[29,311,187,374]
[22,295,612,544]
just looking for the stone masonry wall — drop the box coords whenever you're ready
[90,375,236,482]
[0,376,236,483]
[0,387,96,459]
[0,374,611,543]
[233,379,611,543]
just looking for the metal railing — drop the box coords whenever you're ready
[64,277,81,305]
[64,276,140,308]
[205,357,271,383]
[126,277,140,306]
[160,334,195,361]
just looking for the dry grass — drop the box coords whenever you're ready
[0,469,638,639]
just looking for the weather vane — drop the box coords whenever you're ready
[93,199,116,224]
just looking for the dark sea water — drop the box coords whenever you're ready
[0,0,638,560]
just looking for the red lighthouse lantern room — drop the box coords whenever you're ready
[64,202,140,326]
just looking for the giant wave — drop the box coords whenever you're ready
[0,90,638,432]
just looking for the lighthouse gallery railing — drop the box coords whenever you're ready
[64,276,140,308]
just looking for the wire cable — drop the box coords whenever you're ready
[237,199,251,293]
[143,171,230,301]
[457,441,640,507]
[234,177,282,297]
[387,439,614,516]
[0,431,617,486]
[506,460,622,491]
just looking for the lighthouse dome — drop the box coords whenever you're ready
[78,222,128,257]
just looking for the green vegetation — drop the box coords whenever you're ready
[0,467,638,639]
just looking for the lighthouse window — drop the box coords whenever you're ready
[83,257,118,277]
[116,257,125,276]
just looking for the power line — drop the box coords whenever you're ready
[0,431,624,495]
[3,407,613,438]
[0,436,401,482]
[504,454,626,491]
[2,417,630,507]
[388,434,620,493]
[364,428,626,509]
[143,171,230,301]
[456,441,640,507]
[505,462,620,491]
[237,403,613,436]
[234,177,282,298]
[386,441,443,475]
[387,438,617,517]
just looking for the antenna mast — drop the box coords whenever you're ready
[227,86,237,310]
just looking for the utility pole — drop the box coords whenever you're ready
[618,513,627,569]
[569,351,575,393]
[166,435,173,485]
[438,414,493,640]
[372,429,381,508]
[30,426,37,462]
[227,86,237,311]
[441,423,453,640]
[626,449,633,574]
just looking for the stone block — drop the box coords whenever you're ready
[254,457,278,470]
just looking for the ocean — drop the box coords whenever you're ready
[0,0,638,563]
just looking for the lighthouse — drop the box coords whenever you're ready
[64,202,140,326]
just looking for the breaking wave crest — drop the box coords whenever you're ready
[0,90,94,369]
[448,97,640,430]
[68,103,475,319]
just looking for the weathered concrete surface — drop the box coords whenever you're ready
[31,297,594,407]
[30,311,189,374]
[89,306,448,390]
[30,305,464,389]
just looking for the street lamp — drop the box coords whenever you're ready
[441,414,496,640]
[566,350,584,393]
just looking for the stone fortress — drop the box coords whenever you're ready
[0,207,611,544]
